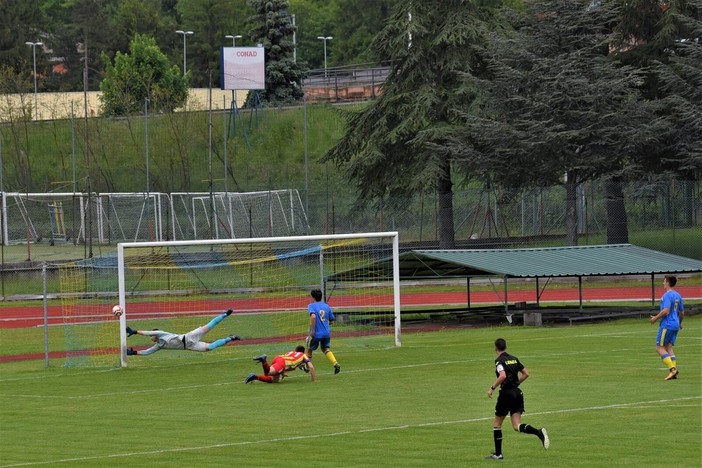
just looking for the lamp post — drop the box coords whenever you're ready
[25,41,43,120]
[224,34,243,129]
[225,34,242,47]
[292,15,297,63]
[175,30,194,75]
[316,36,332,78]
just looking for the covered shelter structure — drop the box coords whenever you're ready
[327,244,702,323]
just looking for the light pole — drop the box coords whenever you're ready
[224,34,243,122]
[225,34,242,47]
[317,36,332,78]
[292,15,297,63]
[25,41,43,120]
[175,30,194,75]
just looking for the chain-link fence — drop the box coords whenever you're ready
[1,177,699,258]
[303,178,700,253]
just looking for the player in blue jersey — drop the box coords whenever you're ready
[649,275,685,380]
[305,289,341,374]
[124,309,240,356]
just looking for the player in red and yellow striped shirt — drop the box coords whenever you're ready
[245,345,316,383]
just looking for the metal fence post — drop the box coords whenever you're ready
[43,263,49,367]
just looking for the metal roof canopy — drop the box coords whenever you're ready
[327,244,702,310]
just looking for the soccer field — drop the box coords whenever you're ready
[0,316,700,467]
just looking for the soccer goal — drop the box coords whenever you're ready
[58,259,122,367]
[112,232,400,367]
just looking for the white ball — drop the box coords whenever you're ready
[112,304,123,317]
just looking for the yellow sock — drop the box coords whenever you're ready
[662,356,675,370]
[324,350,338,366]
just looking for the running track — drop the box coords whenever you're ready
[2,285,700,329]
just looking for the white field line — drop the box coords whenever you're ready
[0,325,697,384]
[0,395,699,467]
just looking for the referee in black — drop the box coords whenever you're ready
[486,338,550,460]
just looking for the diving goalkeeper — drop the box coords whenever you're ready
[125,309,240,356]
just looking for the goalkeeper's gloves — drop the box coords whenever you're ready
[226,309,234,316]
[126,326,136,337]
[126,347,137,356]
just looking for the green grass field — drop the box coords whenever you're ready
[0,317,700,467]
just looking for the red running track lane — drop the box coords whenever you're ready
[2,285,700,329]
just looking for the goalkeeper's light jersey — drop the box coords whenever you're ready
[281,350,307,372]
[140,330,184,355]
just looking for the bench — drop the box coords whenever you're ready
[524,307,656,326]
[566,310,649,325]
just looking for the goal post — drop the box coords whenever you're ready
[117,232,401,368]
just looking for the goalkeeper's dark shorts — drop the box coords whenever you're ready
[494,386,525,417]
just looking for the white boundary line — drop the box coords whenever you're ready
[1,396,699,467]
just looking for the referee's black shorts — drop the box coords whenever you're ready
[495,386,525,417]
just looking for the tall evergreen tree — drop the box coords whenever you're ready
[176,0,251,88]
[247,0,308,104]
[331,0,399,65]
[594,0,701,237]
[447,0,662,245]
[324,1,507,248]
[611,0,702,177]
[0,0,44,73]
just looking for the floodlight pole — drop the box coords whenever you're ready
[317,36,332,78]
[223,34,242,149]
[25,41,43,120]
[292,15,297,62]
[176,30,194,75]
[225,34,242,47]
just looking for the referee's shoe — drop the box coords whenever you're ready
[538,428,550,449]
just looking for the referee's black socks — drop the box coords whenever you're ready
[492,428,503,455]
[519,423,540,436]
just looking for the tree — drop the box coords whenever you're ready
[0,65,34,190]
[445,0,663,245]
[324,1,507,248]
[247,0,308,104]
[109,0,170,55]
[0,0,44,73]
[175,0,252,88]
[610,0,702,228]
[288,0,336,68]
[330,0,400,65]
[99,34,188,116]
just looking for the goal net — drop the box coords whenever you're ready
[169,190,309,240]
[1,190,307,246]
[58,260,122,367]
[1,191,169,246]
[109,232,400,367]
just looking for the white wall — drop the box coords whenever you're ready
[0,89,248,122]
